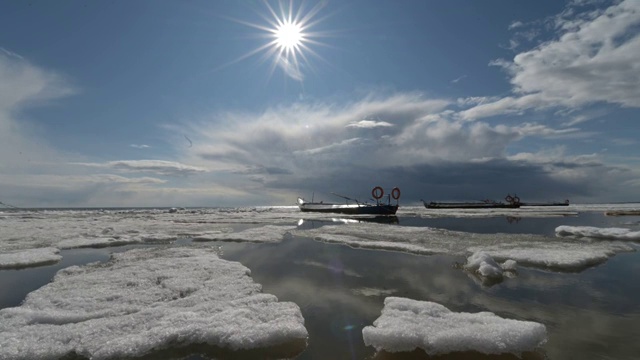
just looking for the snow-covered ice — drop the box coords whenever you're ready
[193,225,296,243]
[362,297,547,355]
[292,223,635,271]
[0,208,306,255]
[0,247,61,269]
[1,207,638,273]
[0,247,308,360]
[556,225,640,241]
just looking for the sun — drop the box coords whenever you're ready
[221,1,328,82]
[274,20,304,52]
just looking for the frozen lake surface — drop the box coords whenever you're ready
[1,204,639,359]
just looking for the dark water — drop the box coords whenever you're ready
[1,212,639,359]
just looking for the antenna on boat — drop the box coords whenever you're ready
[331,192,363,205]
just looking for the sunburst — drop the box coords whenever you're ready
[223,0,328,82]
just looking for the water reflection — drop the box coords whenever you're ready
[221,235,640,360]
[297,216,399,229]
[371,349,546,360]
[133,339,307,360]
[505,216,521,224]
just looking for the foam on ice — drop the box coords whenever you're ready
[0,247,62,269]
[362,297,547,355]
[556,225,640,241]
[0,247,308,360]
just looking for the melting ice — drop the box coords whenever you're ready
[363,297,547,356]
[0,247,308,360]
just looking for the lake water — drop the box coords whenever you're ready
[1,205,639,359]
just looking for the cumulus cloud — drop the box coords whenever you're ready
[464,0,640,120]
[176,91,639,203]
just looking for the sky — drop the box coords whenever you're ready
[0,0,639,207]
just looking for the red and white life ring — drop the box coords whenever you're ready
[372,186,384,200]
[391,187,401,200]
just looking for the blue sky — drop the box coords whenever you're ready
[1,0,639,207]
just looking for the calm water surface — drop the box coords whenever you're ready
[1,212,639,359]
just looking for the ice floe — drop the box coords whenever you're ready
[362,297,547,356]
[0,247,62,269]
[0,208,302,254]
[193,225,296,243]
[0,247,308,360]
[292,223,635,271]
[556,225,640,241]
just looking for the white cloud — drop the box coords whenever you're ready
[0,174,166,188]
[181,93,597,182]
[0,47,24,60]
[77,160,208,176]
[346,120,394,128]
[464,0,640,120]
[130,144,151,149]
[508,21,524,30]
[451,75,467,84]
[0,53,78,175]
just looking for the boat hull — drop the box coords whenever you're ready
[520,202,569,207]
[423,201,520,209]
[298,198,398,215]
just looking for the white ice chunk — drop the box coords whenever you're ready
[193,225,296,243]
[556,225,640,241]
[467,243,634,271]
[0,247,61,269]
[501,259,517,271]
[0,247,308,360]
[362,297,547,355]
[464,252,511,279]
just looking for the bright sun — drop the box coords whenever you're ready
[275,21,304,52]
[224,1,327,81]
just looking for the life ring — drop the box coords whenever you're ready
[505,195,514,203]
[372,186,384,199]
[513,196,520,203]
[391,187,401,200]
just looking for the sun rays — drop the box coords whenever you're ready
[224,0,328,82]
[260,0,327,81]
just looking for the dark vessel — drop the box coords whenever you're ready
[520,199,570,207]
[421,200,520,209]
[297,186,400,215]
[421,194,521,209]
